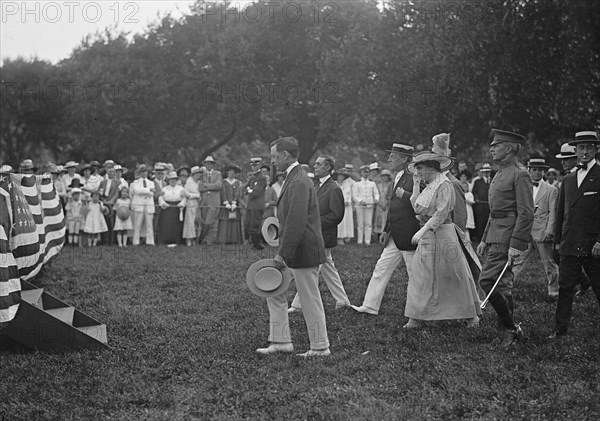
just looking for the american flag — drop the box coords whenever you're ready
[0,173,66,323]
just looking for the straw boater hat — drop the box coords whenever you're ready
[380,169,392,177]
[19,159,37,172]
[369,163,380,171]
[103,160,115,168]
[555,143,577,159]
[569,131,599,146]
[166,171,179,180]
[154,162,167,172]
[114,164,128,174]
[527,158,549,168]
[480,163,492,172]
[547,168,559,175]
[344,164,355,171]
[261,217,280,247]
[64,161,78,169]
[246,259,292,298]
[359,165,370,172]
[386,143,414,156]
[190,165,203,175]
[203,156,216,164]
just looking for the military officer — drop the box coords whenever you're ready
[476,129,534,348]
[245,157,268,250]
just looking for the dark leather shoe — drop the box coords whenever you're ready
[547,331,566,340]
[499,324,523,349]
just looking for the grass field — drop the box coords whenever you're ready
[1,243,599,420]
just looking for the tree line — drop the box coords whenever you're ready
[1,0,598,169]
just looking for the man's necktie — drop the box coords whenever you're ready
[143,179,147,188]
[577,163,587,171]
[533,182,539,187]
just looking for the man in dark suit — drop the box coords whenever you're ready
[471,163,492,242]
[245,157,267,250]
[256,137,329,357]
[98,166,121,245]
[289,155,351,312]
[351,143,419,315]
[550,131,600,338]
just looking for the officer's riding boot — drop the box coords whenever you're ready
[251,235,264,250]
[489,293,522,348]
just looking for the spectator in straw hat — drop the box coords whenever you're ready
[218,165,243,244]
[49,164,67,205]
[158,171,187,246]
[198,156,222,245]
[352,165,379,245]
[62,161,82,192]
[130,164,156,246]
[98,166,121,245]
[511,158,560,302]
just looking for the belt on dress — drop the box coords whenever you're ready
[490,210,517,218]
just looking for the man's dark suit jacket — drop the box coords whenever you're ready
[246,173,267,210]
[99,178,120,206]
[277,164,327,268]
[555,162,600,256]
[384,171,419,251]
[316,177,344,249]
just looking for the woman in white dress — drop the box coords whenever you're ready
[404,152,481,329]
[336,169,354,245]
[183,166,203,246]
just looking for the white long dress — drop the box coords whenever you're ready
[337,178,354,239]
[405,179,481,320]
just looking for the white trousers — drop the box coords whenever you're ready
[266,266,329,350]
[356,206,374,244]
[362,238,415,312]
[132,209,154,245]
[290,248,351,309]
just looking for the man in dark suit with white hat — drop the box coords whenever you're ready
[256,136,329,357]
[351,143,420,315]
[550,131,600,338]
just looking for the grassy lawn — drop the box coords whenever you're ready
[1,243,599,420]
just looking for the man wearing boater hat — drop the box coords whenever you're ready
[351,143,420,315]
[511,158,559,301]
[257,136,329,357]
[554,143,592,297]
[477,129,533,348]
[550,131,600,338]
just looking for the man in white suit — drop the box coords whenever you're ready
[512,158,559,300]
[130,164,156,246]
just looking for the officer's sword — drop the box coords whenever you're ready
[480,261,511,309]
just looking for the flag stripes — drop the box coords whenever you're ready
[0,173,65,323]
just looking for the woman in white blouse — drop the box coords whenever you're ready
[158,171,187,246]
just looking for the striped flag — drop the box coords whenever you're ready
[0,173,66,323]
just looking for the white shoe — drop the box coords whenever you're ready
[297,348,331,357]
[256,343,294,354]
[350,305,378,315]
[288,306,301,314]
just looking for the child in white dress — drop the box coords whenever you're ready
[114,187,133,247]
[83,191,108,246]
[65,188,84,246]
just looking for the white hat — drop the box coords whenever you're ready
[555,143,577,159]
[261,217,280,247]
